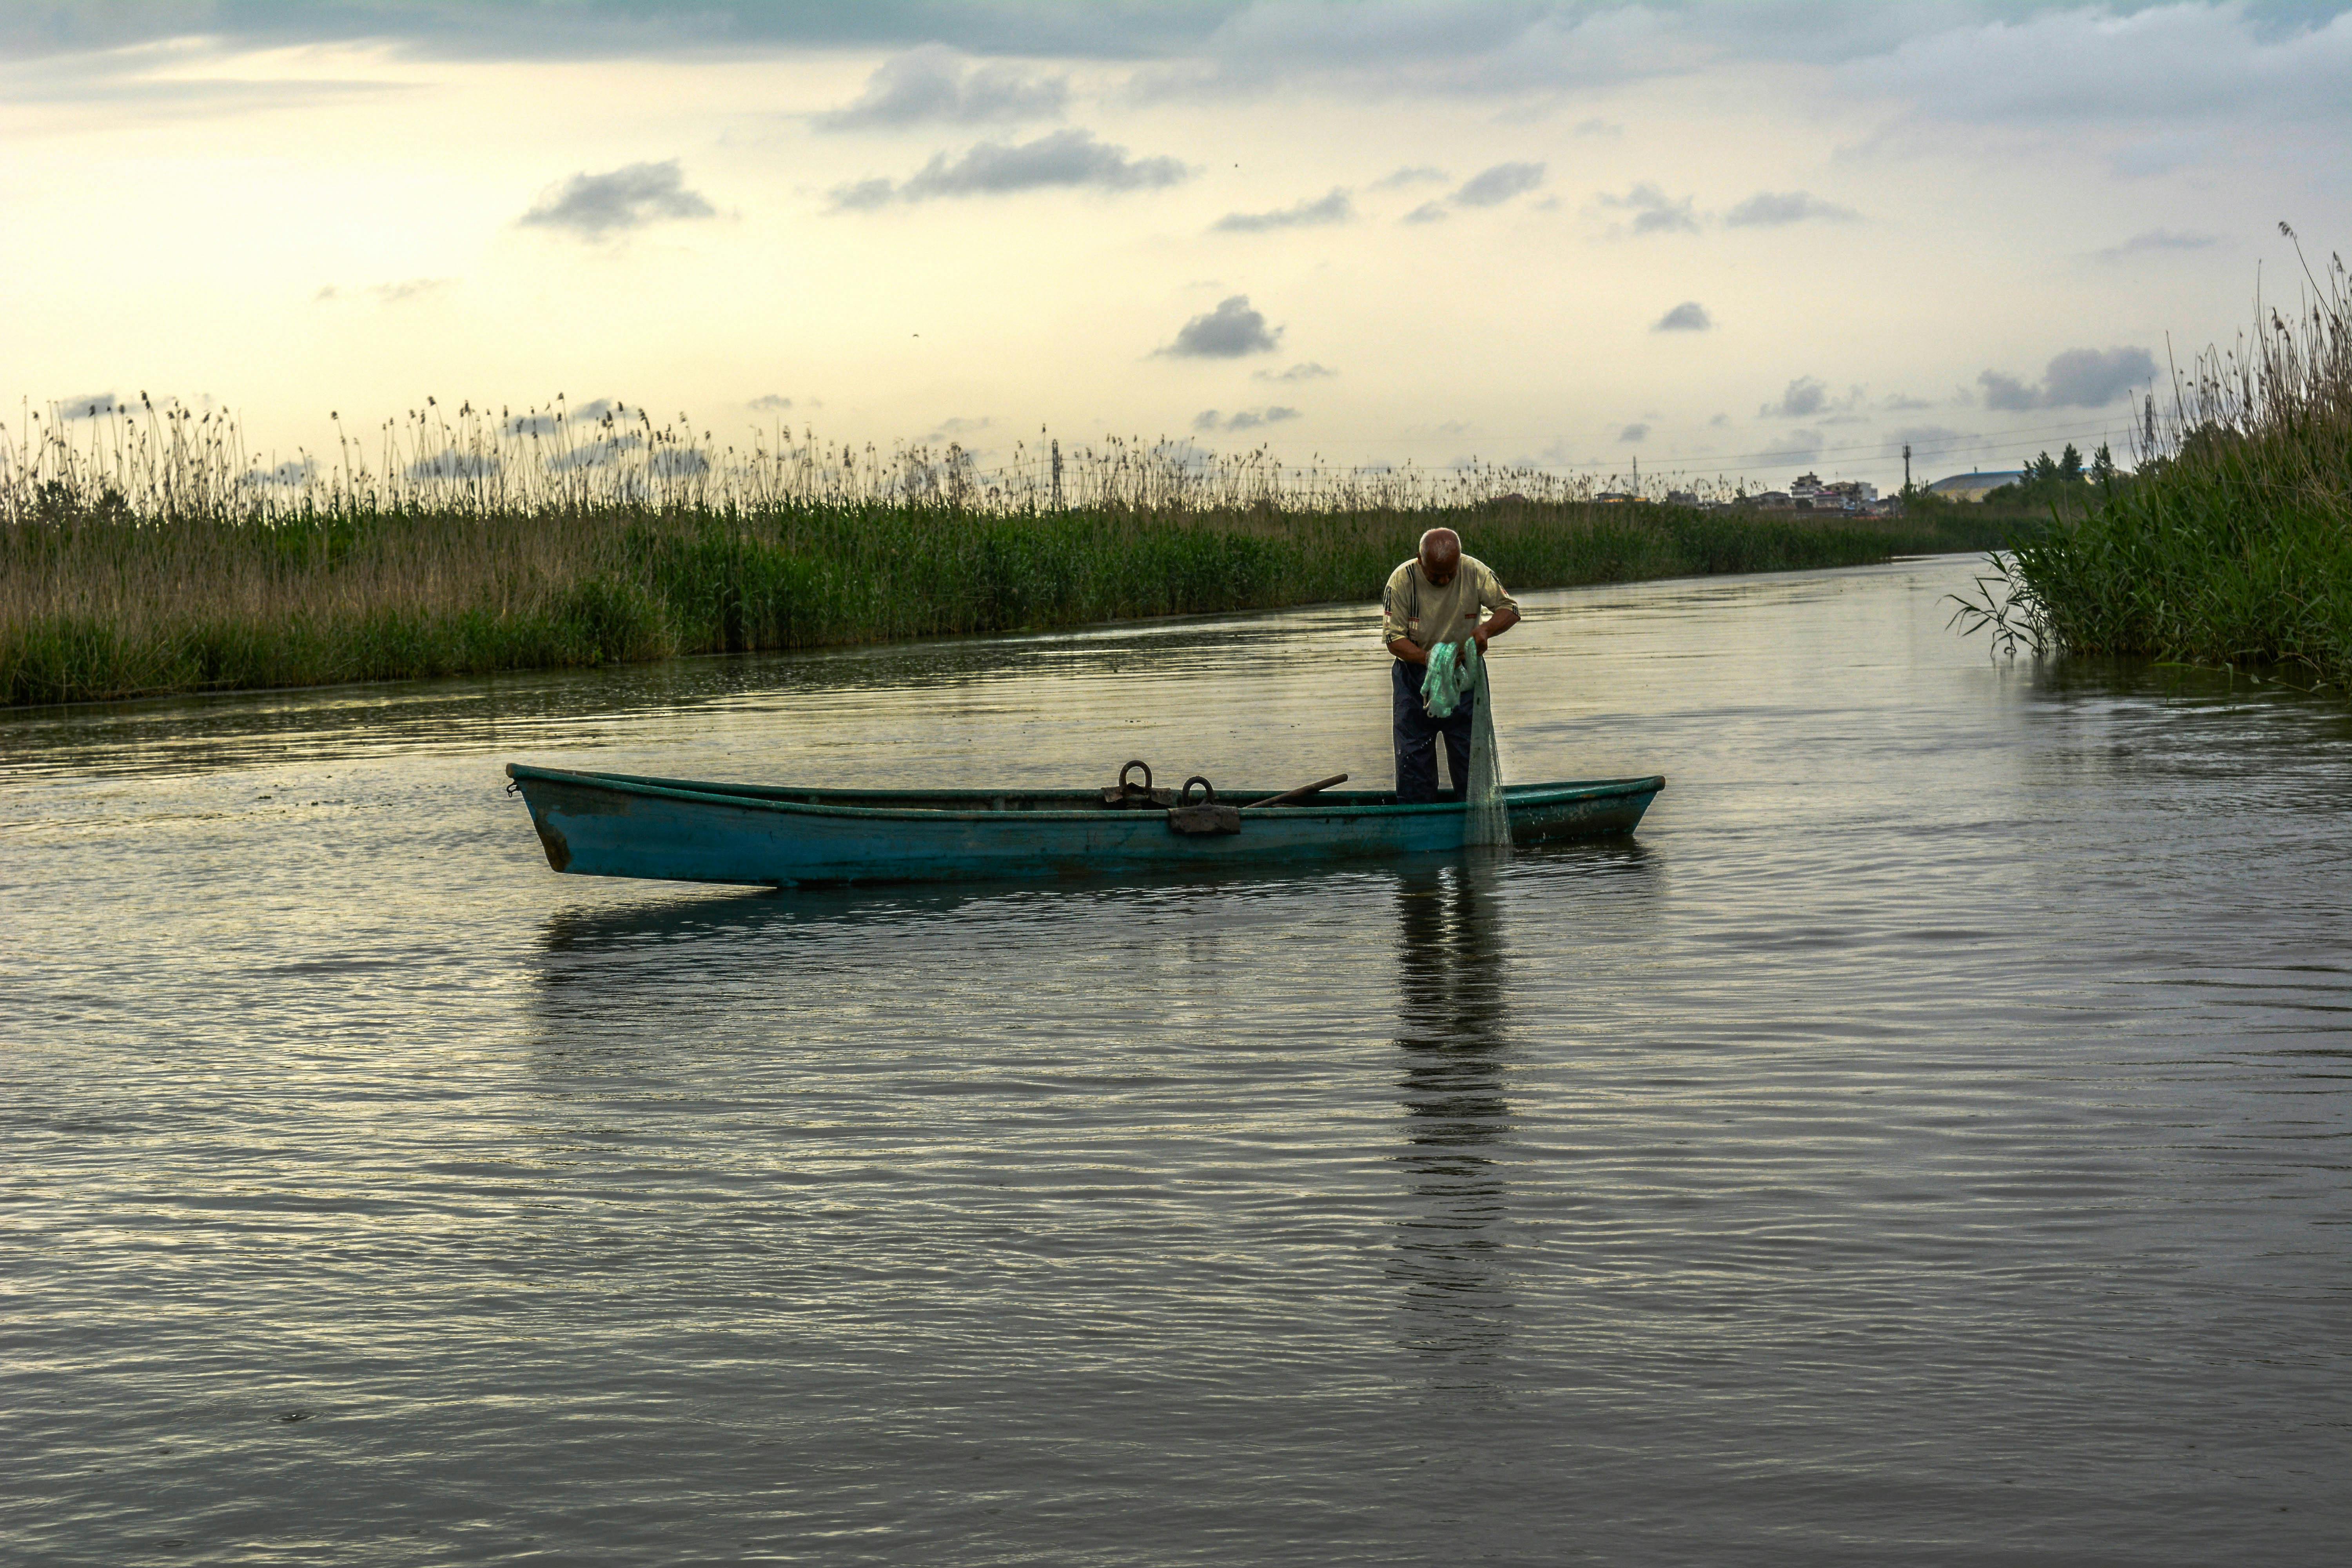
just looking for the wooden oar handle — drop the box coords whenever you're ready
[1243,773,1349,809]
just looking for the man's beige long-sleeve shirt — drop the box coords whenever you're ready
[1380,555,1518,650]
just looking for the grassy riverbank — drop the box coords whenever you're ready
[1976,239,2352,685]
[1,497,2001,706]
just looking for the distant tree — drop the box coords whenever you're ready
[2004,443,2113,516]
[2089,441,2118,492]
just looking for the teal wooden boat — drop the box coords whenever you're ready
[505,762,1664,888]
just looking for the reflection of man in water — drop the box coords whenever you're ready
[1382,528,1521,804]
[1389,866,1512,1363]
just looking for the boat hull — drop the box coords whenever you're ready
[506,766,1664,888]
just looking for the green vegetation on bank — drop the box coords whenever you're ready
[0,496,2003,706]
[1965,236,2352,685]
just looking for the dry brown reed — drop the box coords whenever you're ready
[3,400,1984,706]
[3,394,1678,521]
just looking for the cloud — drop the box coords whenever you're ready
[2041,346,2161,407]
[1158,295,1281,358]
[1882,393,1934,411]
[320,277,454,305]
[1653,301,1711,332]
[1193,406,1302,432]
[504,412,560,437]
[549,433,643,472]
[2094,228,2219,261]
[1254,362,1337,381]
[926,415,993,442]
[58,393,122,419]
[372,277,452,303]
[1572,117,1623,137]
[1452,161,1544,207]
[2107,131,2212,179]
[1979,371,2040,412]
[246,458,318,488]
[649,448,709,479]
[814,44,1066,130]
[407,449,500,481]
[1724,190,1857,227]
[1129,3,1689,98]
[748,394,794,412]
[0,2,1671,98]
[1372,165,1448,189]
[1852,6,2352,129]
[242,458,317,487]
[626,446,696,479]
[22,3,2352,132]
[1978,346,2158,410]
[1598,181,1697,234]
[829,177,898,211]
[1396,161,1543,222]
[833,129,1189,206]
[520,160,713,238]
[1761,376,1829,418]
[0,5,1218,67]
[1618,422,1650,443]
[0,33,413,115]
[1213,187,1352,232]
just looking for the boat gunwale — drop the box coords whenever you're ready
[505,762,1665,825]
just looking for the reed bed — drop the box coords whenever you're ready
[1966,231,2352,685]
[3,401,1993,706]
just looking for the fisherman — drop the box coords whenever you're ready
[1382,528,1521,803]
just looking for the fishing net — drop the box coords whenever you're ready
[1422,641,1510,848]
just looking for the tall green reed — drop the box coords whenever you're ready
[3,401,1993,707]
[1961,230,2352,684]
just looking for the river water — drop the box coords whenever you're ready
[5,555,2347,1566]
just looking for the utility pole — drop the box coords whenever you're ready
[1050,438,1063,510]
[1903,443,1911,493]
[1631,451,1639,493]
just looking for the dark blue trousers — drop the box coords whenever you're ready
[1393,657,1474,803]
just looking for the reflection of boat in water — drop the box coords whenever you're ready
[505,763,1663,889]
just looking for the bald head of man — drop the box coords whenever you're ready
[1417,528,1462,586]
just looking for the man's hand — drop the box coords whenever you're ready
[1474,604,1521,655]
[1387,635,1428,666]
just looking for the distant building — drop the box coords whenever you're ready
[1789,472,1878,509]
[1926,470,2026,502]
[1738,473,1878,510]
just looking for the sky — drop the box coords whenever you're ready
[4,0,2349,492]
